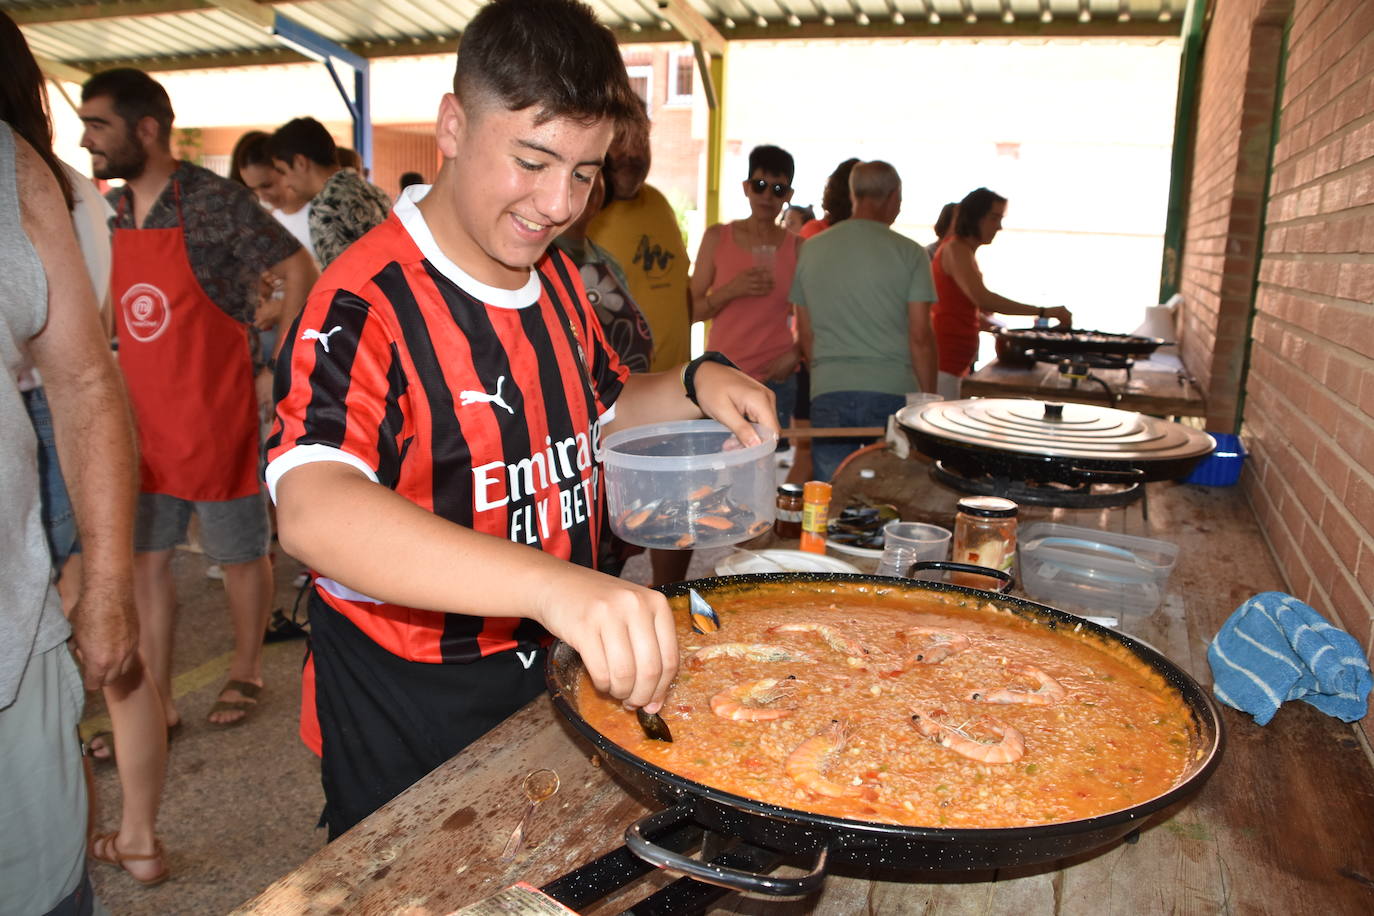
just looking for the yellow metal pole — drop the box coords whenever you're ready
[704,51,726,227]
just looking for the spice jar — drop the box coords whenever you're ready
[952,496,1018,577]
[798,481,832,554]
[774,483,804,539]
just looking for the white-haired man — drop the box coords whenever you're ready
[790,160,937,480]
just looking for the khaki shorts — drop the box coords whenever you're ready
[135,490,271,565]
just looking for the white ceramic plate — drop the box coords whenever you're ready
[715,550,862,576]
[823,538,884,560]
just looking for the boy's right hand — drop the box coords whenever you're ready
[533,569,679,713]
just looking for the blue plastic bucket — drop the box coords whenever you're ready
[1183,433,1246,486]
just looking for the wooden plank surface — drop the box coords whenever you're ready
[961,358,1206,417]
[237,456,1374,915]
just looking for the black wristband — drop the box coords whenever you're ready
[682,351,738,408]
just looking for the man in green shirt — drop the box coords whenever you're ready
[790,160,937,480]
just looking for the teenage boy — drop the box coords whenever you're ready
[267,0,775,837]
[268,116,392,267]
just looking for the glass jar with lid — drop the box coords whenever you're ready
[774,483,804,539]
[952,496,1018,578]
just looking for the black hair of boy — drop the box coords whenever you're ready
[955,187,1008,239]
[398,171,425,189]
[267,117,337,169]
[454,0,644,129]
[748,144,795,183]
[80,67,174,144]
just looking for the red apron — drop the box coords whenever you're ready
[113,183,260,501]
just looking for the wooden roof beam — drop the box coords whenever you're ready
[11,0,219,25]
[201,0,275,31]
[35,55,91,85]
[653,0,726,56]
[12,0,276,30]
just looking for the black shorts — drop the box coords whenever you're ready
[308,593,548,839]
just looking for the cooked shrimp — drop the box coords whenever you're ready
[710,676,799,721]
[768,623,868,659]
[785,720,865,798]
[910,710,1026,765]
[969,666,1067,706]
[687,643,812,667]
[899,626,973,665]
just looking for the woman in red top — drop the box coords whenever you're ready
[931,187,1072,398]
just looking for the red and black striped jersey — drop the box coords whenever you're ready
[267,187,628,668]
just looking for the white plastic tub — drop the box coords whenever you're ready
[602,420,776,550]
[1018,523,1179,617]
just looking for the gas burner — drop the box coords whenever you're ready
[1027,349,1135,373]
[1025,350,1133,405]
[931,461,1144,509]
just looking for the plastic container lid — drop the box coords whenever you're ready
[803,481,832,502]
[1019,522,1178,616]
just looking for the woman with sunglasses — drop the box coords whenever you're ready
[690,144,803,434]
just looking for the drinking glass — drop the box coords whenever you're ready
[752,245,777,272]
[876,522,952,577]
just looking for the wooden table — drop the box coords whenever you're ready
[237,463,1374,915]
[961,357,1205,417]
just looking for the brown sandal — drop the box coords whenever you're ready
[88,832,170,886]
[206,679,262,728]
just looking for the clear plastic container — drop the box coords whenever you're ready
[1018,522,1179,617]
[876,522,952,577]
[603,420,777,550]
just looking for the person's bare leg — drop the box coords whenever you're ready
[210,555,271,725]
[94,659,168,882]
[133,549,179,727]
[650,549,693,588]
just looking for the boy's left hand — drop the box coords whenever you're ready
[691,361,779,448]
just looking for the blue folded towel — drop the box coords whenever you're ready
[1208,591,1372,726]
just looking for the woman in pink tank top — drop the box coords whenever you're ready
[690,145,802,413]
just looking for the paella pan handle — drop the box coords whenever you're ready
[906,561,1014,593]
[625,804,830,896]
[1067,465,1146,482]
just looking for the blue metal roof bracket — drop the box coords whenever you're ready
[270,13,372,172]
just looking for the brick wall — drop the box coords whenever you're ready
[1178,0,1288,432]
[622,43,704,212]
[1243,0,1374,666]
[1183,0,1374,728]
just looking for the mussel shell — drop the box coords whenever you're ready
[635,708,673,742]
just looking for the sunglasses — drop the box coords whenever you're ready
[748,178,791,198]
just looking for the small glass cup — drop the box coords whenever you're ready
[752,244,777,271]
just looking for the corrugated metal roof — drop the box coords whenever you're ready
[4,0,1187,74]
